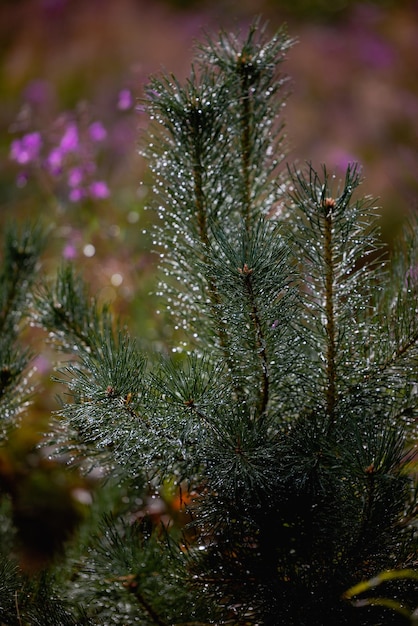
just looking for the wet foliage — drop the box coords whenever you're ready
[0,19,417,626]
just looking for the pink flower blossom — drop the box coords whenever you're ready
[10,132,42,164]
[117,89,133,111]
[89,180,110,199]
[45,147,63,174]
[68,166,83,187]
[59,123,79,153]
[69,187,85,202]
[89,121,107,142]
[62,243,77,259]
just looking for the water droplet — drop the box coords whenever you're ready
[83,243,95,257]
[111,273,123,287]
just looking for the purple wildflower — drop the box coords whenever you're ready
[328,149,358,173]
[10,132,42,164]
[45,147,63,174]
[357,36,395,69]
[69,187,85,202]
[62,243,77,259]
[89,121,107,142]
[89,180,110,199]
[59,123,79,153]
[68,166,84,187]
[117,89,133,111]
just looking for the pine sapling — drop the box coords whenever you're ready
[0,19,416,626]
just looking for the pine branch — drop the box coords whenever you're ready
[0,223,45,438]
[187,94,237,374]
[207,217,294,415]
[32,264,113,355]
[0,222,44,336]
[0,558,91,626]
[199,19,293,223]
[145,21,293,369]
[145,70,238,381]
[323,197,337,427]
[129,587,169,626]
[286,163,383,418]
[238,263,269,416]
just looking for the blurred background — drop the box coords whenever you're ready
[1,0,418,406]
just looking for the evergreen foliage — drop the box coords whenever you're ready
[0,223,44,440]
[0,20,417,626]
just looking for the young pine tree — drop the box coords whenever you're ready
[1,20,417,626]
